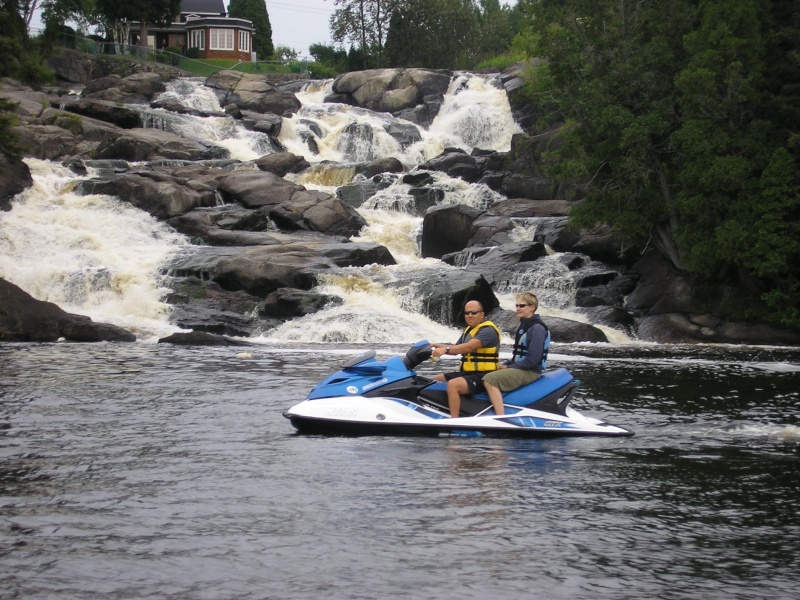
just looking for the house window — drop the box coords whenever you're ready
[190,29,205,50]
[239,30,250,53]
[210,28,234,50]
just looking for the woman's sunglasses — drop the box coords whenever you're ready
[515,304,530,308]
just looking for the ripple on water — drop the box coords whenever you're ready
[1,343,799,599]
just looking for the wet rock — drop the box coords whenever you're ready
[62,98,143,128]
[545,316,609,343]
[254,152,310,176]
[261,287,338,319]
[213,246,338,296]
[0,279,135,342]
[204,70,301,116]
[331,68,451,113]
[77,170,218,219]
[92,128,229,162]
[421,203,484,258]
[157,331,251,346]
[165,278,273,337]
[0,154,32,211]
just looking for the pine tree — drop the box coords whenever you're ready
[228,0,273,60]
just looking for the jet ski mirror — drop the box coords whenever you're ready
[402,340,433,370]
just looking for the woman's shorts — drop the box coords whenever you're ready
[482,368,540,392]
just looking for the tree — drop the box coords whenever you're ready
[94,0,180,49]
[384,0,479,69]
[227,0,272,60]
[329,0,398,68]
[0,0,54,83]
[521,0,800,326]
[474,0,515,62]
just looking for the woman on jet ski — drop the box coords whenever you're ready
[430,300,502,418]
[481,293,550,416]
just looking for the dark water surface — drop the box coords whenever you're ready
[2,342,799,600]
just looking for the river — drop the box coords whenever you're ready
[2,341,798,599]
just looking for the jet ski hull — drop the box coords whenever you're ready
[284,396,634,438]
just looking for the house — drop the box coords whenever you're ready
[129,0,256,61]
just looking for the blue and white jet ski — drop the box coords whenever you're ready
[284,340,634,438]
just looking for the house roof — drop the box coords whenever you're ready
[183,17,255,31]
[181,0,226,16]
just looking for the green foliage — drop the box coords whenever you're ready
[93,0,181,26]
[0,98,22,159]
[385,0,480,69]
[329,0,397,68]
[523,0,800,327]
[272,45,298,62]
[307,61,338,79]
[52,111,83,134]
[309,43,349,74]
[228,0,273,60]
[0,3,55,85]
[474,51,526,71]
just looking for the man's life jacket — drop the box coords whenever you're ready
[460,321,502,372]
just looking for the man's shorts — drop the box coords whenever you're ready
[443,371,495,395]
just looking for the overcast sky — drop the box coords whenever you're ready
[265,0,519,59]
[264,0,333,58]
[30,1,517,61]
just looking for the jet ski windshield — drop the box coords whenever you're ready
[341,350,377,369]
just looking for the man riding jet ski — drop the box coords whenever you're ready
[283,340,634,438]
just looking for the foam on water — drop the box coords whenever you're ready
[0,159,190,340]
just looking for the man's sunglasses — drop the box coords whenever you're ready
[464,310,483,315]
[515,304,530,308]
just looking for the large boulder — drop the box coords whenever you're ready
[421,203,484,258]
[261,287,337,319]
[255,152,310,176]
[330,68,452,113]
[213,245,339,296]
[77,170,218,219]
[216,170,367,236]
[636,313,800,345]
[62,98,143,129]
[165,277,274,337]
[92,128,230,161]
[0,279,135,342]
[0,84,50,118]
[422,148,481,182]
[386,268,499,327]
[442,242,548,287]
[11,123,83,160]
[82,71,169,104]
[204,70,301,116]
[545,316,609,343]
[0,154,32,211]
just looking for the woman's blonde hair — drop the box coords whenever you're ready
[516,292,538,311]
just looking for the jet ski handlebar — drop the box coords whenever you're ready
[402,340,433,370]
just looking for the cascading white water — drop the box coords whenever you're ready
[0,159,191,341]
[2,73,627,344]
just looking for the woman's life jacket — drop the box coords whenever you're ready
[510,315,550,372]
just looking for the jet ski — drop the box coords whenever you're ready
[284,340,634,438]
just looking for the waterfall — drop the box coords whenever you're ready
[0,159,192,341]
[1,73,628,344]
